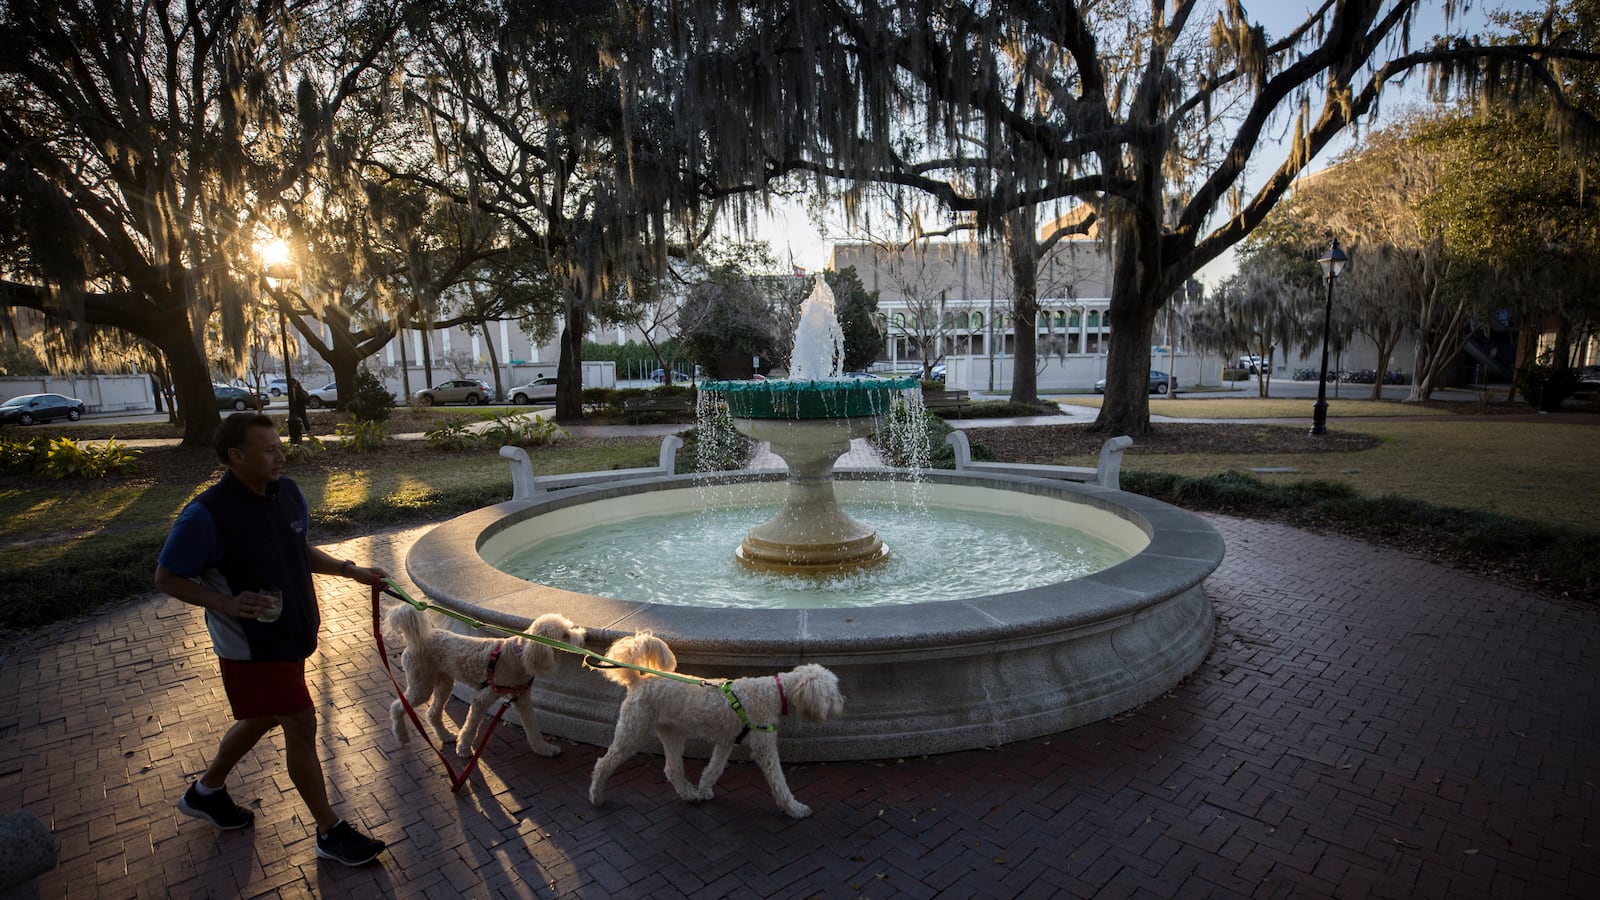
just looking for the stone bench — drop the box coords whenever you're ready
[945,430,1133,490]
[622,395,695,423]
[501,435,684,499]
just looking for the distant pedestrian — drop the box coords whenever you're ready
[154,412,388,867]
[290,378,312,436]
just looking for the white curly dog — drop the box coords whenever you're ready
[588,633,845,818]
[386,604,586,758]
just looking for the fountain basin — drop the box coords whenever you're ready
[406,470,1223,762]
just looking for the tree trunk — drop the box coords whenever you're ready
[166,333,220,446]
[421,324,435,394]
[1003,212,1040,405]
[556,304,587,421]
[483,329,503,401]
[1092,228,1161,437]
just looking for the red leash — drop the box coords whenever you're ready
[371,583,513,793]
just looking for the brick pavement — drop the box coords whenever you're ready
[1,515,1595,898]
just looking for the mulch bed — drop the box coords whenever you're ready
[964,422,1382,462]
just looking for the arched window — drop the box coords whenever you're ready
[1069,311,1081,327]
[893,313,905,329]
[1054,310,1066,328]
[972,312,984,328]
[1087,311,1100,328]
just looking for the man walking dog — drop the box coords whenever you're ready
[155,412,388,866]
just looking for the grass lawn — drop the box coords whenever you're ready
[1056,396,1455,418]
[0,425,661,629]
[1115,420,1596,528]
[2,402,1595,630]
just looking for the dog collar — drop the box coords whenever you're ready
[775,674,787,717]
[484,639,533,697]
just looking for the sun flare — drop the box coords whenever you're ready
[257,237,291,269]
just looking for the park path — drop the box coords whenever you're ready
[0,513,1594,897]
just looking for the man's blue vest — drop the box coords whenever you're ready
[195,471,320,661]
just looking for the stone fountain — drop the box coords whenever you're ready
[405,276,1223,763]
[701,276,916,573]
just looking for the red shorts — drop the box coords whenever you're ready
[219,659,313,720]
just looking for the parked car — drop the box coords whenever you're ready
[0,392,86,426]
[267,377,289,397]
[1572,366,1600,398]
[1237,355,1266,374]
[1094,371,1178,395]
[508,376,559,404]
[929,363,947,382]
[650,368,692,384]
[213,385,268,411]
[415,379,491,406]
[305,382,339,408]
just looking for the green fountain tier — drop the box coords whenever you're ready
[700,376,919,419]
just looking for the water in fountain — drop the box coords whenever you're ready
[497,501,1128,608]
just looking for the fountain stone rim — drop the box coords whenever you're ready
[403,468,1223,762]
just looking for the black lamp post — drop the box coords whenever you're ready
[264,262,303,445]
[1310,239,1348,436]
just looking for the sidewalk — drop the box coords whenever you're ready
[1,513,1594,897]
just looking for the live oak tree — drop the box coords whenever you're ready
[0,0,402,444]
[384,1,737,420]
[713,0,1595,434]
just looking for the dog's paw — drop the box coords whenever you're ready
[454,740,474,758]
[784,802,812,819]
[686,786,713,802]
[588,786,605,807]
[528,740,562,758]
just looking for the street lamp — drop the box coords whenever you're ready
[1310,238,1348,436]
[261,240,303,445]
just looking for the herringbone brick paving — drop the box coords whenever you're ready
[1,514,1594,898]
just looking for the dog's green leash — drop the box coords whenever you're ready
[380,577,777,736]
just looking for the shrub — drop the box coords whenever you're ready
[582,386,612,412]
[0,435,139,478]
[40,438,93,479]
[683,397,754,471]
[346,367,396,423]
[282,434,326,462]
[335,419,392,453]
[873,400,994,467]
[0,436,50,475]
[954,400,1061,420]
[1222,367,1250,381]
[424,415,482,451]
[1513,362,1579,412]
[84,438,142,477]
[480,412,565,448]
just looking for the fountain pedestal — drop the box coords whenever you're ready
[733,416,888,573]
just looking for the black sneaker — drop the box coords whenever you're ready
[177,782,254,830]
[316,821,386,867]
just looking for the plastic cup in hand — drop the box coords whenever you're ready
[258,588,283,623]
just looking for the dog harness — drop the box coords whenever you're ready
[720,674,784,744]
[482,639,533,698]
